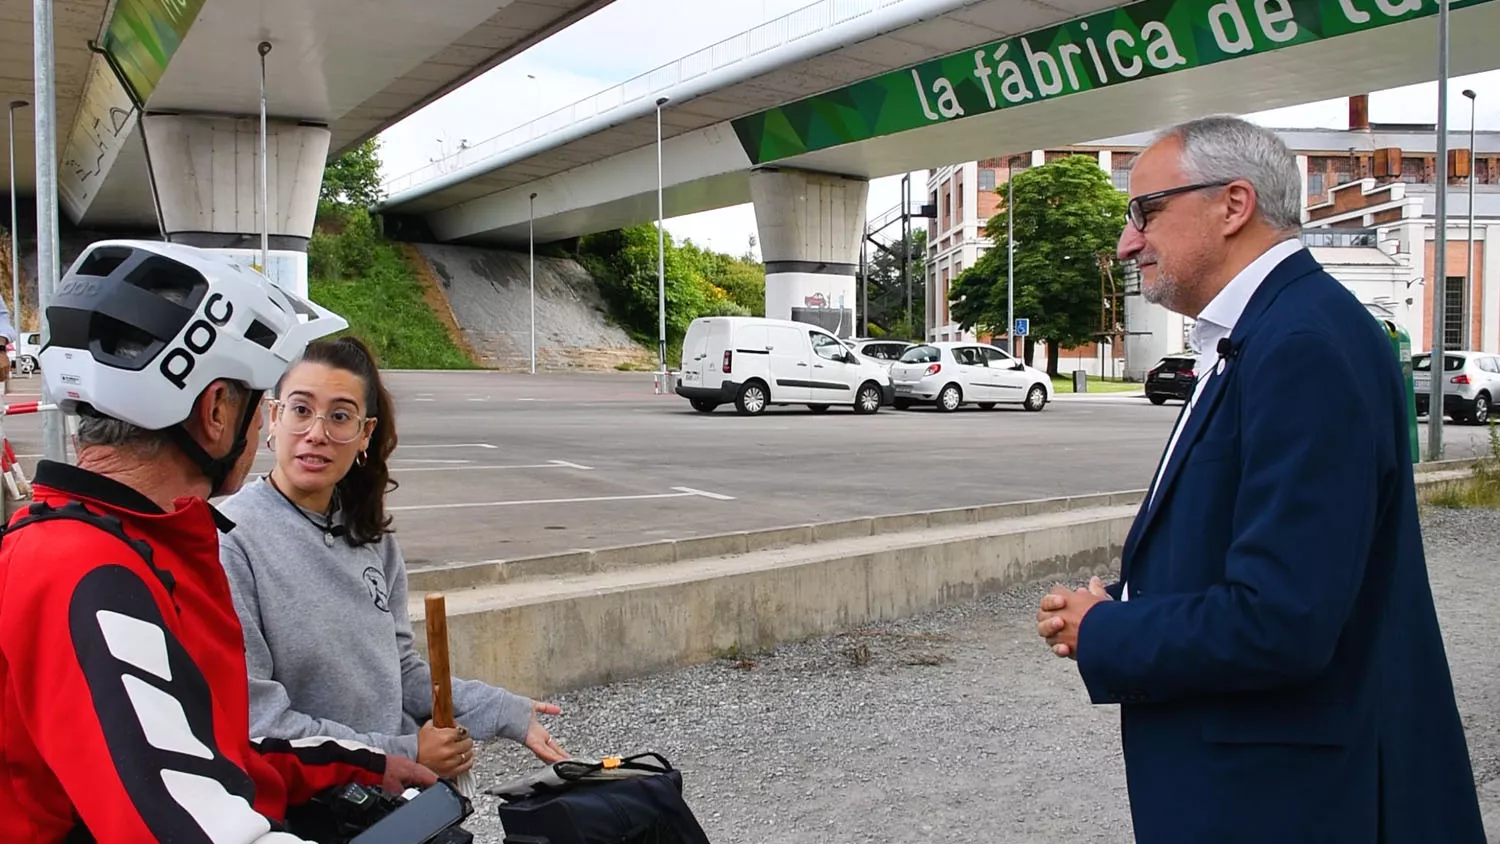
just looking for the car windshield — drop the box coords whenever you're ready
[899,345,940,364]
[1413,354,1465,372]
[1159,357,1196,372]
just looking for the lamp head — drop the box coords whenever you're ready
[656,96,669,107]
[7,100,27,110]
[1462,89,1477,100]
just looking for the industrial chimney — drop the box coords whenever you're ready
[1349,94,1370,131]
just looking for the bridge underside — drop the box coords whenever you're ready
[387,0,1500,249]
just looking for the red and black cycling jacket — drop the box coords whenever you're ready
[0,461,387,843]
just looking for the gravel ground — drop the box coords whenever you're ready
[452,506,1499,844]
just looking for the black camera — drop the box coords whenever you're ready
[287,780,474,844]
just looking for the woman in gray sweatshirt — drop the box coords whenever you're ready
[216,336,568,778]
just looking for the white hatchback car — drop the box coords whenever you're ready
[888,341,1052,412]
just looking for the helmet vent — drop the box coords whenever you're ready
[245,319,277,350]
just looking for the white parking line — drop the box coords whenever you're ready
[549,460,595,470]
[392,459,594,474]
[672,486,736,500]
[389,486,733,512]
[398,443,498,450]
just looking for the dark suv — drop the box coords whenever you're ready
[1144,355,1198,405]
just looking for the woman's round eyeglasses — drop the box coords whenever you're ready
[271,399,373,444]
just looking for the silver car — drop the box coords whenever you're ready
[1413,351,1500,425]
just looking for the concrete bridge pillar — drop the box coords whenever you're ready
[749,168,867,339]
[142,114,330,298]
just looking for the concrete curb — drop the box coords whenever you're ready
[406,488,1147,594]
[407,462,1481,699]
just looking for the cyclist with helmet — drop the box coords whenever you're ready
[0,241,435,843]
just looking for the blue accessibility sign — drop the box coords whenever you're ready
[1014,318,1029,337]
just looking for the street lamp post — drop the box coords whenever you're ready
[529,191,537,375]
[34,0,67,462]
[1007,155,1016,358]
[1463,88,1477,351]
[7,100,27,331]
[1427,0,1450,461]
[655,96,669,378]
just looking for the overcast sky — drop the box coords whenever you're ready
[377,0,1500,259]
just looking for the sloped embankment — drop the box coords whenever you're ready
[409,244,654,372]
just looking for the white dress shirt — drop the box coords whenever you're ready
[1123,238,1304,601]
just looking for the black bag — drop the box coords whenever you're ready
[491,753,712,844]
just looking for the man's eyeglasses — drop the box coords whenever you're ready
[271,399,373,444]
[1127,181,1232,232]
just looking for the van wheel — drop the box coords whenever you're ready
[735,381,769,415]
[977,402,996,410]
[807,404,830,413]
[937,383,962,412]
[1024,384,1048,412]
[854,382,883,415]
[690,399,718,413]
[893,398,913,411]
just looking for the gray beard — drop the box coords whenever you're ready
[1142,268,1188,314]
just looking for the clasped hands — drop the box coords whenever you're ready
[1036,576,1112,659]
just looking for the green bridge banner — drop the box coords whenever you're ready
[102,0,209,101]
[731,0,1492,165]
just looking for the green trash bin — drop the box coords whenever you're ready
[1377,317,1419,464]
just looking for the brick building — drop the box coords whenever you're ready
[924,96,1500,378]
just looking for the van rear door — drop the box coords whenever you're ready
[680,319,717,389]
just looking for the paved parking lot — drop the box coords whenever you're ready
[2,371,1493,569]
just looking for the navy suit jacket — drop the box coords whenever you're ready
[1076,249,1486,843]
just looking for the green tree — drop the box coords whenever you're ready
[860,228,926,339]
[321,138,385,212]
[949,155,1127,376]
[576,225,749,356]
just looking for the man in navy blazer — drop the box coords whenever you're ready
[1036,115,1485,843]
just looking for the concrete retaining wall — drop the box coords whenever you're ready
[413,505,1136,699]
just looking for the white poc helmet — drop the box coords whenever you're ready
[42,240,348,487]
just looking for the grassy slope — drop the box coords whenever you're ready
[308,242,475,370]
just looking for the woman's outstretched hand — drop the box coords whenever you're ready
[523,701,569,764]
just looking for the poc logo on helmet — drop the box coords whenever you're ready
[159,293,234,390]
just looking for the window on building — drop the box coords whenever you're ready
[1300,229,1376,248]
[978,169,996,191]
[1111,168,1131,191]
[1401,157,1426,184]
[1443,276,1468,349]
[1307,172,1325,197]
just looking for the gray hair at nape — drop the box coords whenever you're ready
[1153,114,1304,234]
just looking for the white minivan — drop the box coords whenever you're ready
[676,316,894,415]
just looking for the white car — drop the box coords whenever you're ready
[847,339,915,370]
[676,316,894,415]
[12,331,40,374]
[888,341,1052,412]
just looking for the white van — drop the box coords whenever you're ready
[676,316,894,415]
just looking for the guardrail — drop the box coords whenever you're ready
[379,0,914,198]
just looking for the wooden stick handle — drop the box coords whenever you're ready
[425,593,455,729]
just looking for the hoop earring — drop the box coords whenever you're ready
[356,450,367,467]
[265,434,275,451]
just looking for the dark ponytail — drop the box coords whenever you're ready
[279,336,397,546]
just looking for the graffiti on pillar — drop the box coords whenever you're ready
[804,292,828,309]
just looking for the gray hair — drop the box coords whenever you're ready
[75,379,253,455]
[1156,115,1303,233]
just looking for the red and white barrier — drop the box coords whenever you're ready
[1,400,62,502]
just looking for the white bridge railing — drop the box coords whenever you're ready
[379,0,914,199]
